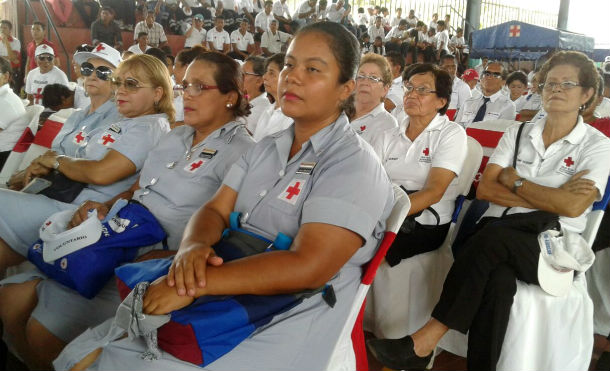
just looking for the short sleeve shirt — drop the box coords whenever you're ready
[26,40,59,71]
[25,66,69,105]
[436,30,449,52]
[184,27,207,47]
[484,117,610,233]
[455,89,516,128]
[230,30,254,51]
[367,25,385,41]
[0,84,27,152]
[0,36,21,61]
[449,76,472,111]
[134,122,254,249]
[371,113,467,225]
[73,113,171,204]
[206,28,231,50]
[272,0,290,18]
[254,11,275,31]
[260,30,290,54]
[520,92,542,112]
[349,103,398,144]
[51,100,121,157]
[127,44,151,55]
[244,93,271,134]
[386,76,404,111]
[133,21,167,47]
[252,105,293,141]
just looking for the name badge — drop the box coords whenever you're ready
[199,148,217,159]
[296,161,316,175]
[108,124,122,134]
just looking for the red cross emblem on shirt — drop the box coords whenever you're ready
[101,134,115,145]
[286,182,301,199]
[95,44,106,52]
[75,131,85,143]
[423,147,430,156]
[564,157,574,167]
[279,179,307,205]
[45,221,52,226]
[360,125,366,132]
[33,87,43,104]
[190,160,203,171]
[509,25,521,37]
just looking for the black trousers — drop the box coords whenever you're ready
[431,213,559,371]
[385,222,450,267]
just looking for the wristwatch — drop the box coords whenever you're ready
[512,178,525,193]
[53,155,65,170]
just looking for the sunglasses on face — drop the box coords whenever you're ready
[80,62,113,81]
[37,55,54,62]
[111,77,153,92]
[483,71,503,79]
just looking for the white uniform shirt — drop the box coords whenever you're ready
[260,30,290,54]
[384,26,407,42]
[484,117,610,233]
[520,92,542,112]
[455,89,516,128]
[436,29,449,52]
[357,13,368,26]
[230,29,254,51]
[0,84,27,152]
[184,26,207,47]
[0,36,21,59]
[513,94,527,112]
[254,11,275,31]
[595,97,610,118]
[390,15,403,27]
[221,0,237,11]
[371,113,467,225]
[367,25,385,41]
[253,105,292,141]
[244,93,271,134]
[25,66,69,105]
[386,76,404,113]
[349,103,398,144]
[429,20,437,31]
[405,16,418,28]
[449,76,472,111]
[326,4,343,22]
[127,43,151,54]
[295,0,314,26]
[206,28,231,50]
[239,0,254,13]
[272,0,291,18]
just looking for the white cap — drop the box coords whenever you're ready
[537,229,595,297]
[39,209,102,263]
[73,43,122,68]
[35,44,55,57]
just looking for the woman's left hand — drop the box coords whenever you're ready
[498,166,519,189]
[33,152,59,170]
[143,276,195,315]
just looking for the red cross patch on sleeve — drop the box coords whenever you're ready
[278,179,307,205]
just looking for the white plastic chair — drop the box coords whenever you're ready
[363,138,482,350]
[0,104,44,186]
[324,184,411,371]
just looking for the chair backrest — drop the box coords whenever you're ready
[16,108,74,172]
[466,119,518,188]
[0,105,44,186]
[582,176,610,247]
[326,185,411,371]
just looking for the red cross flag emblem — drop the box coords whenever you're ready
[360,125,367,132]
[564,157,574,167]
[509,25,521,37]
[33,87,43,104]
[98,133,115,146]
[184,159,206,173]
[423,147,430,156]
[95,44,106,52]
[73,131,86,144]
[279,179,307,205]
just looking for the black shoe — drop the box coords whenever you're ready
[367,335,433,371]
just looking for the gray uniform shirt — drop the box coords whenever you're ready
[213,114,394,370]
[134,122,254,249]
[73,113,171,204]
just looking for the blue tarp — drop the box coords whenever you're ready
[470,21,595,60]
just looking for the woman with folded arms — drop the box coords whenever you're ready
[0,52,254,370]
[368,51,610,371]
[58,21,394,371]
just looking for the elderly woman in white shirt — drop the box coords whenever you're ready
[0,57,26,167]
[370,63,466,266]
[349,53,397,143]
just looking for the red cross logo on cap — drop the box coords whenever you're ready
[509,25,521,37]
[75,132,85,143]
[360,125,366,131]
[41,44,48,50]
[33,87,43,104]
[423,147,430,156]
[564,157,574,167]
[95,44,106,52]
[101,134,115,145]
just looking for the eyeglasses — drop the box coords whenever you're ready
[402,84,437,96]
[356,74,383,84]
[80,62,113,81]
[111,77,153,92]
[37,55,54,62]
[244,71,261,77]
[482,71,503,79]
[177,82,219,96]
[539,81,581,91]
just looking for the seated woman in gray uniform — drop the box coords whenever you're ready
[368,51,610,371]
[56,21,394,371]
[0,54,175,368]
[0,52,255,370]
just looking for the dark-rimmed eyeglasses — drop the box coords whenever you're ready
[177,82,219,96]
[402,84,437,96]
[539,81,581,91]
[37,55,54,62]
[80,62,113,81]
[111,77,153,92]
[356,74,383,84]
[483,71,503,79]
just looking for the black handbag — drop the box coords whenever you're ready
[39,170,87,203]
